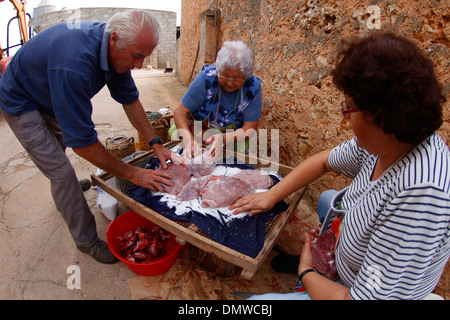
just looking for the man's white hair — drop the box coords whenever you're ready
[215,41,255,79]
[105,9,161,50]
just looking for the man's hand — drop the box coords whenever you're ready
[131,167,173,192]
[73,141,175,192]
[122,99,183,166]
[152,143,183,167]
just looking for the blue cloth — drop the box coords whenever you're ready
[129,157,288,258]
[0,22,139,148]
[181,65,262,129]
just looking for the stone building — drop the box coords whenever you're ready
[31,1,177,69]
[178,0,449,202]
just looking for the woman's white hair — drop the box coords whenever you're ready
[215,41,255,79]
[105,10,161,50]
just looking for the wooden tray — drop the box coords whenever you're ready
[91,141,306,279]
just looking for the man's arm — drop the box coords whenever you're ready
[122,98,156,143]
[72,141,172,192]
[122,98,182,167]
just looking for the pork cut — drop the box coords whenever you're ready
[156,162,191,195]
[311,231,338,280]
[175,175,211,201]
[200,175,255,208]
[232,169,273,189]
[186,151,216,178]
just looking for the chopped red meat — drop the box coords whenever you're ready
[118,225,171,263]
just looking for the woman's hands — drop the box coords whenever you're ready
[298,233,315,275]
[205,133,224,158]
[181,138,202,162]
[229,191,278,216]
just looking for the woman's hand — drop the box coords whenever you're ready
[181,139,202,162]
[229,191,277,216]
[205,133,223,158]
[298,233,315,275]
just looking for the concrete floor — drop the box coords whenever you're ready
[0,69,187,299]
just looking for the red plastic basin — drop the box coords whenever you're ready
[106,210,182,276]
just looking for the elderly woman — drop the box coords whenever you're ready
[230,32,449,300]
[173,41,261,159]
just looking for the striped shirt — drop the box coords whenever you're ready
[328,132,450,300]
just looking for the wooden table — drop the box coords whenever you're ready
[92,141,306,279]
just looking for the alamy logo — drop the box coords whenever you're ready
[366,5,381,30]
[66,265,81,289]
[366,265,381,290]
[66,9,81,30]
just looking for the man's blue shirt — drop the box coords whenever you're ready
[0,21,139,148]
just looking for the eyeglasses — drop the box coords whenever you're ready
[340,101,360,119]
[218,75,246,84]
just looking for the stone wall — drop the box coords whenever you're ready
[179,0,450,203]
[36,7,177,69]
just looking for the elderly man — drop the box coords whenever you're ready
[0,10,178,263]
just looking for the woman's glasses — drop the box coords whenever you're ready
[218,75,245,84]
[340,101,360,119]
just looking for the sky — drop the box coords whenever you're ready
[1,0,181,56]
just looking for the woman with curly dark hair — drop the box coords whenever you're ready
[333,31,443,145]
[231,32,449,300]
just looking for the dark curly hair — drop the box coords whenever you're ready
[332,32,444,144]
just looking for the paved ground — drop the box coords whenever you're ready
[0,69,187,299]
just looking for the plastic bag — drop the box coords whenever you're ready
[95,168,118,221]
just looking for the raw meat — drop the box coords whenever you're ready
[232,169,273,189]
[186,151,216,178]
[311,231,338,280]
[175,175,211,201]
[118,225,171,263]
[156,162,191,195]
[200,175,255,208]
